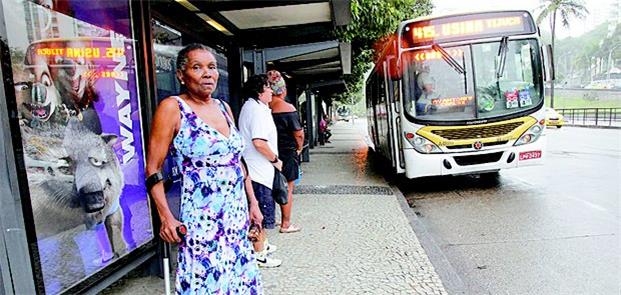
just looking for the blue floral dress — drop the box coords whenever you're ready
[172,96,262,294]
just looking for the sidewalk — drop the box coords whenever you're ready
[102,120,447,294]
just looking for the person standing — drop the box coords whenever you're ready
[146,43,263,293]
[267,70,304,233]
[239,74,283,267]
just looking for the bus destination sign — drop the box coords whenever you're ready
[402,11,536,48]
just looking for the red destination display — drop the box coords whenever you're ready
[402,11,536,48]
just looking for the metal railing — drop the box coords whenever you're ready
[556,108,621,127]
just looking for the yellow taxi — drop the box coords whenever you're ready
[545,107,565,128]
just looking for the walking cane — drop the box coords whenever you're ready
[163,225,187,295]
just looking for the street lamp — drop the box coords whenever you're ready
[608,44,621,81]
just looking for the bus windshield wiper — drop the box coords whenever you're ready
[496,36,509,79]
[432,44,465,75]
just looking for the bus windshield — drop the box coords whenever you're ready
[403,39,543,122]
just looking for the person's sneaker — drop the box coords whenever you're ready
[264,241,278,255]
[256,251,282,268]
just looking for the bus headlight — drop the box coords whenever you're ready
[514,124,543,146]
[405,132,442,154]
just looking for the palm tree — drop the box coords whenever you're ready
[536,0,588,108]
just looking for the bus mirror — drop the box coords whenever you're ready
[544,44,555,82]
[389,57,402,81]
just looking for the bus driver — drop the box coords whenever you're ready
[414,62,439,115]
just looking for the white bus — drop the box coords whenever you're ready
[366,10,554,178]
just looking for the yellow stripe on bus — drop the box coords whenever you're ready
[416,116,537,146]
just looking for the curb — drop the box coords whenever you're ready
[391,185,466,295]
[562,124,621,130]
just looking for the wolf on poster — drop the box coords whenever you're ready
[2,0,153,293]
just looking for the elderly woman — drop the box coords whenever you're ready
[146,43,263,294]
[267,70,304,233]
[239,74,283,267]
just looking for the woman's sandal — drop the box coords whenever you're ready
[279,224,301,233]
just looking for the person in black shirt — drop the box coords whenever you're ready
[267,70,303,233]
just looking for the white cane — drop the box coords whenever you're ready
[163,225,186,295]
[163,242,171,295]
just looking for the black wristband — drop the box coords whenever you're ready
[146,171,164,192]
[270,155,279,163]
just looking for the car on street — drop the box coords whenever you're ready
[545,107,564,128]
[584,80,614,89]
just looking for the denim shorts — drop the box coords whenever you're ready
[251,181,275,229]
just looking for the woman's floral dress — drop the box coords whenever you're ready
[172,96,262,294]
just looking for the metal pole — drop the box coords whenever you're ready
[583,109,586,125]
[595,108,599,126]
[351,96,355,126]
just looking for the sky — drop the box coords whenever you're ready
[432,0,617,39]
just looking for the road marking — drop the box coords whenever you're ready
[446,233,616,246]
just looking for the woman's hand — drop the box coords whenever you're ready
[160,217,184,243]
[248,201,263,228]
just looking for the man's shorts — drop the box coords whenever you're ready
[251,181,275,229]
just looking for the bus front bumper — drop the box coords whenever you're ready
[402,136,547,179]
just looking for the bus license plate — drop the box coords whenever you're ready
[519,150,541,161]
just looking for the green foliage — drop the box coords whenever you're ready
[536,0,588,106]
[547,21,620,86]
[333,0,432,103]
[536,0,588,31]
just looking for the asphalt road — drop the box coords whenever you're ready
[397,126,621,295]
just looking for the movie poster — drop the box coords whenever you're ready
[2,0,153,293]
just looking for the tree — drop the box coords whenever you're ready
[333,0,432,103]
[546,21,612,87]
[536,0,588,107]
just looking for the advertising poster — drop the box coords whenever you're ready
[2,0,153,293]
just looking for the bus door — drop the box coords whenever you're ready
[381,61,396,169]
[383,60,404,173]
[376,72,389,158]
[369,78,382,153]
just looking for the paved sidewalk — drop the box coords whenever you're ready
[102,120,447,294]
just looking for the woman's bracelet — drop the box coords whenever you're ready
[270,155,279,163]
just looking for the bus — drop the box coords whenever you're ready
[366,10,554,178]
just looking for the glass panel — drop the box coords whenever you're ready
[403,45,475,121]
[402,40,542,123]
[2,1,153,293]
[472,39,542,119]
